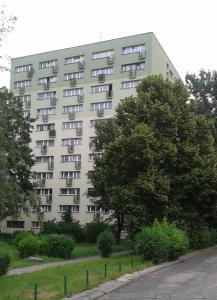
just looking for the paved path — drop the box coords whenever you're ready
[64,247,217,300]
[7,251,129,276]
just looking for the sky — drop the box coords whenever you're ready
[1,0,217,88]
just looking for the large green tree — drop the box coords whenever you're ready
[0,88,37,220]
[89,75,217,240]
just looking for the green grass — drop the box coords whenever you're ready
[0,239,134,269]
[0,255,152,300]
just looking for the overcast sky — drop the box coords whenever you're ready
[1,0,217,88]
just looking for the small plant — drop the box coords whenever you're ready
[97,230,114,258]
[17,235,39,258]
[46,234,74,259]
[0,249,11,275]
[85,220,110,243]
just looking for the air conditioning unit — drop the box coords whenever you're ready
[52,65,58,74]
[68,144,74,153]
[41,145,47,155]
[19,87,25,95]
[139,51,146,60]
[77,94,84,103]
[76,127,83,136]
[66,178,73,187]
[70,78,76,87]
[78,61,85,70]
[97,108,104,117]
[107,55,114,65]
[74,194,80,204]
[98,74,105,83]
[27,67,34,78]
[25,101,31,109]
[42,115,49,122]
[69,111,75,120]
[44,83,50,90]
[129,69,137,79]
[75,161,81,170]
[106,90,113,99]
[48,161,54,170]
[50,97,57,106]
[46,195,52,203]
[39,178,46,187]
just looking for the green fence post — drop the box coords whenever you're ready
[64,275,67,296]
[104,264,107,278]
[33,284,38,300]
[119,261,122,272]
[86,270,89,286]
[131,255,134,269]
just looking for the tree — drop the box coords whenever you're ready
[89,75,217,240]
[0,87,37,220]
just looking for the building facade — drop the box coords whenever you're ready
[5,32,180,232]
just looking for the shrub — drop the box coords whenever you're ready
[135,219,189,263]
[187,225,216,249]
[46,234,74,259]
[42,221,59,234]
[0,249,11,275]
[0,232,14,240]
[97,230,114,258]
[17,235,39,258]
[14,231,33,246]
[85,221,110,243]
[57,221,85,242]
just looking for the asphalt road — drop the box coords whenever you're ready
[98,248,217,300]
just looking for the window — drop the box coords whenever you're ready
[63,88,83,97]
[64,56,84,65]
[61,155,81,163]
[15,64,32,73]
[37,108,56,116]
[19,95,31,103]
[59,205,79,212]
[91,67,113,77]
[64,72,84,80]
[90,101,112,111]
[36,140,54,148]
[39,59,57,69]
[87,205,104,213]
[38,76,57,85]
[60,188,80,195]
[41,205,51,212]
[23,110,30,118]
[36,189,52,195]
[121,62,145,72]
[91,84,109,94]
[90,119,107,127]
[35,172,53,179]
[89,153,102,161]
[60,171,80,179]
[63,105,83,113]
[121,80,141,89]
[92,50,114,60]
[7,221,24,228]
[36,124,55,132]
[37,92,56,100]
[35,156,54,164]
[14,80,31,88]
[61,138,81,146]
[62,121,82,129]
[122,44,145,54]
[32,221,41,228]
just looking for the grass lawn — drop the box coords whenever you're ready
[0,239,134,269]
[0,255,152,300]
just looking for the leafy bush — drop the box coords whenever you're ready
[17,235,39,258]
[97,230,114,258]
[0,232,14,240]
[46,234,74,259]
[85,221,110,243]
[187,225,216,249]
[57,221,85,242]
[135,219,189,263]
[14,231,33,246]
[42,221,59,234]
[0,249,11,275]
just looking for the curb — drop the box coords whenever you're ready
[63,245,217,300]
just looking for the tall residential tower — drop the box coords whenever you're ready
[5,32,180,232]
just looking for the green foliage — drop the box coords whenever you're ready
[42,220,58,234]
[14,231,33,246]
[0,249,11,275]
[85,220,110,243]
[0,232,14,240]
[89,75,217,237]
[135,219,189,263]
[97,230,115,258]
[186,225,217,249]
[17,235,39,258]
[46,234,74,259]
